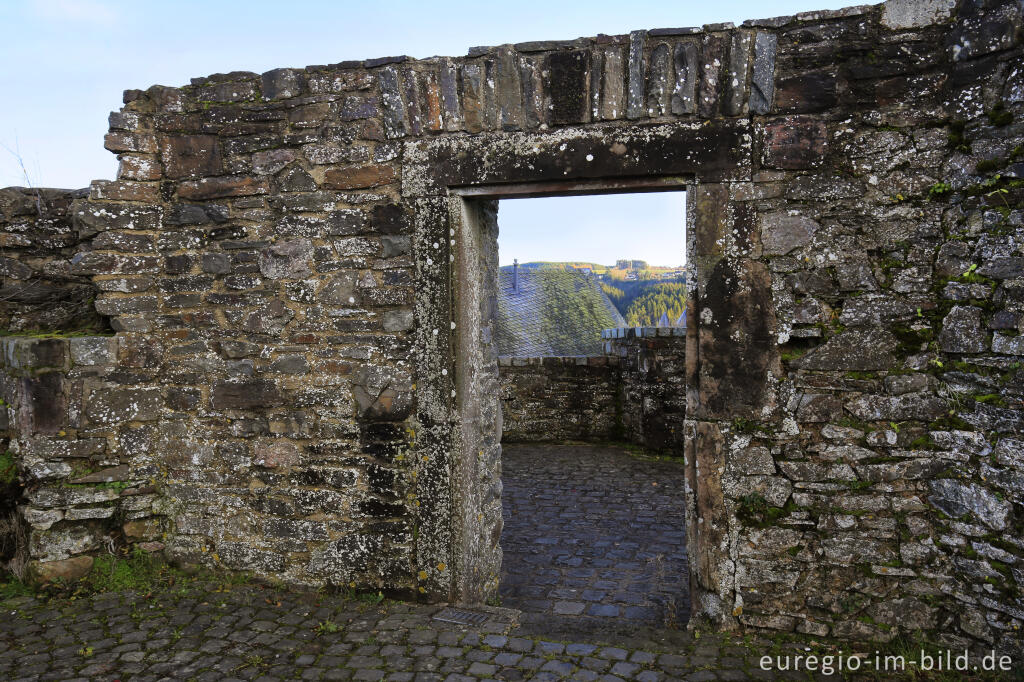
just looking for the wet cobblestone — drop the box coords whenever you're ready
[0,581,796,680]
[500,444,689,635]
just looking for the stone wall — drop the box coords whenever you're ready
[498,355,623,443]
[497,327,687,450]
[605,327,687,451]
[0,335,165,582]
[0,188,109,332]
[0,0,1021,652]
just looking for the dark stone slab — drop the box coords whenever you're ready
[645,43,672,117]
[649,27,702,36]
[671,42,698,115]
[725,31,753,116]
[378,65,407,138]
[698,34,727,118]
[365,55,410,68]
[760,116,827,169]
[627,31,646,119]
[211,379,283,410]
[749,32,778,114]
[774,72,837,113]
[406,120,750,196]
[547,50,590,125]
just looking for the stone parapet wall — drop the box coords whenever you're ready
[0,335,165,581]
[0,188,109,333]
[605,327,687,452]
[498,355,623,443]
[498,327,686,450]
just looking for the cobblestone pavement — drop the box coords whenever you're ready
[0,580,807,681]
[500,444,689,637]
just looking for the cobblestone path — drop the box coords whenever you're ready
[0,581,795,681]
[500,444,689,638]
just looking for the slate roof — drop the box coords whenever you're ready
[495,268,626,357]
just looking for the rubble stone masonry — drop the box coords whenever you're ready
[0,0,1023,655]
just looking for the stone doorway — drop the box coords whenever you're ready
[447,181,692,635]
[407,122,762,631]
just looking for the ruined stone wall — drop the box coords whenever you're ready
[0,188,109,332]
[497,328,687,450]
[0,335,166,581]
[498,356,623,443]
[1,0,1022,651]
[605,327,687,452]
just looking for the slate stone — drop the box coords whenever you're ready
[670,42,698,115]
[844,392,948,422]
[212,379,283,410]
[794,330,898,371]
[759,211,820,255]
[85,386,161,425]
[627,31,646,119]
[261,68,303,100]
[938,305,988,353]
[882,0,956,29]
[774,72,837,113]
[599,46,626,120]
[749,32,777,114]
[929,479,1012,530]
[645,43,672,117]
[547,50,589,125]
[438,58,462,131]
[378,65,407,138]
[160,135,222,179]
[698,34,727,118]
[259,239,312,279]
[761,117,827,169]
[725,31,753,116]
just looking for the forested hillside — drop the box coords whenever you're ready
[622,283,687,326]
[602,281,686,326]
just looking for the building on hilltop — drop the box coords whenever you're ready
[495,264,625,356]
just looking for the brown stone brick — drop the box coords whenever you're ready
[104,131,158,153]
[760,116,827,169]
[160,135,223,178]
[177,175,269,199]
[118,154,162,181]
[90,180,161,203]
[322,163,397,189]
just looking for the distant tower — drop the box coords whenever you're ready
[513,259,519,294]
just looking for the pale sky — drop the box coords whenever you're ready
[498,192,686,267]
[0,0,857,265]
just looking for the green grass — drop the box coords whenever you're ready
[0,452,16,485]
[86,549,167,593]
[0,576,33,600]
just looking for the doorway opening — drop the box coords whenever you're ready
[460,185,691,635]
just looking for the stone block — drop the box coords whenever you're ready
[760,212,820,255]
[85,386,162,424]
[548,50,590,125]
[928,479,1011,530]
[794,330,898,371]
[159,135,223,179]
[938,305,988,353]
[760,117,827,169]
[323,163,397,189]
[32,556,94,583]
[4,337,67,370]
[177,176,270,200]
[259,239,313,279]
[19,372,66,434]
[882,0,956,29]
[212,379,283,410]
